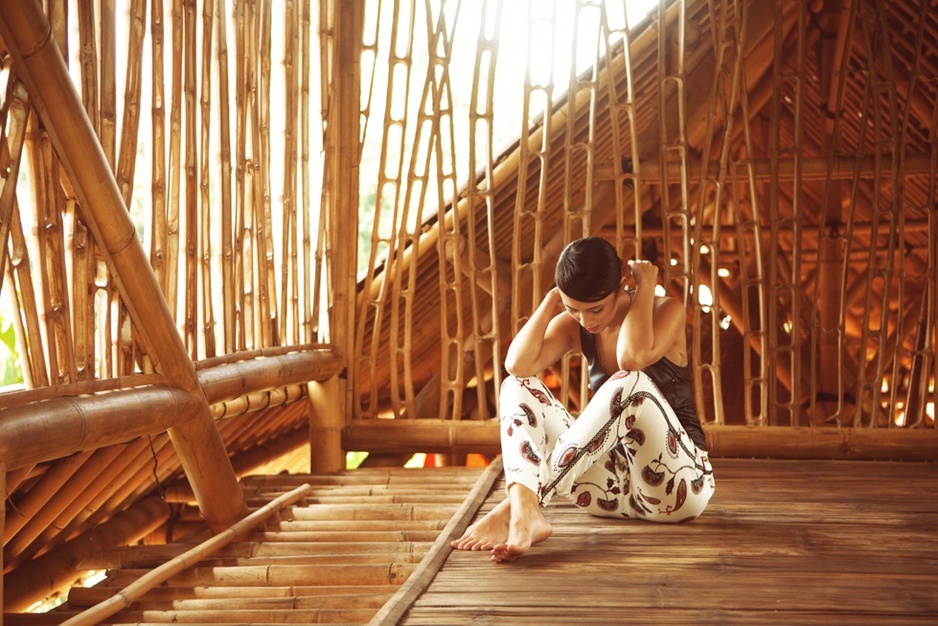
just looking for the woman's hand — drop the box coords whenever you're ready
[543,287,564,313]
[628,259,658,289]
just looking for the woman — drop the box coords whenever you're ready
[451,236,715,562]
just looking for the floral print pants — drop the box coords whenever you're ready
[500,371,715,522]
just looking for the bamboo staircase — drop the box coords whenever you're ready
[4,465,493,626]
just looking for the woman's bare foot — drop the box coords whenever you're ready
[450,497,511,551]
[490,484,552,563]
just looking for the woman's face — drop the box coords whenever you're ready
[559,288,619,334]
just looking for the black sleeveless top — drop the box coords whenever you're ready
[578,327,707,450]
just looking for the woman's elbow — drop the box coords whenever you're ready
[617,350,655,371]
[504,356,525,378]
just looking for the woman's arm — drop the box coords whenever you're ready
[505,287,578,377]
[616,260,685,370]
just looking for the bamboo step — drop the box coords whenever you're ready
[9,467,490,626]
[67,588,394,610]
[81,541,435,568]
[4,608,378,624]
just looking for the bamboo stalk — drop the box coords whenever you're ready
[199,0,217,358]
[67,585,393,607]
[182,0,198,356]
[256,0,275,349]
[150,0,168,298]
[329,0,362,426]
[0,0,249,530]
[300,0,314,344]
[3,495,170,613]
[166,0,183,314]
[61,484,313,626]
[0,76,29,286]
[280,0,298,344]
[0,373,162,407]
[3,447,124,562]
[101,562,416,589]
[6,200,46,387]
[215,0,235,353]
[342,421,938,461]
[237,0,256,349]
[115,0,146,206]
[370,457,503,625]
[33,126,75,384]
[0,384,203,471]
[2,450,92,551]
[197,347,341,404]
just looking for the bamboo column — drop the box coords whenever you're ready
[0,0,246,530]
[311,0,361,471]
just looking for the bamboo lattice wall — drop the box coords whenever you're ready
[0,0,936,450]
[0,0,327,393]
[349,0,937,432]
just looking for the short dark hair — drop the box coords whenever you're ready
[555,237,622,302]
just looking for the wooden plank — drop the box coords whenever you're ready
[370,458,504,625]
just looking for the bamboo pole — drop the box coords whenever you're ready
[115,0,146,207]
[370,457,503,626]
[0,76,29,286]
[2,450,92,546]
[60,484,312,626]
[215,0,235,353]
[0,0,246,530]
[309,375,343,472]
[0,385,203,471]
[166,0,183,314]
[3,496,170,613]
[2,447,123,562]
[149,0,168,298]
[315,0,361,465]
[5,201,46,388]
[197,348,342,404]
[183,0,199,357]
[342,421,938,461]
[199,0,217,358]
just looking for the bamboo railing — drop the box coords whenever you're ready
[0,0,341,608]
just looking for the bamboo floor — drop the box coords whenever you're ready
[391,458,938,625]
[6,458,938,625]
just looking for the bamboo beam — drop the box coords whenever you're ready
[60,484,313,626]
[3,495,170,613]
[0,385,202,471]
[342,421,938,462]
[197,349,343,404]
[0,0,245,530]
[596,152,938,183]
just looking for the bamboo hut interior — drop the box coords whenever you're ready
[1,0,937,620]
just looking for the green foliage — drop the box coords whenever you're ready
[0,311,23,387]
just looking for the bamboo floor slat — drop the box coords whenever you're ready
[9,459,938,625]
[392,458,938,625]
[3,466,486,626]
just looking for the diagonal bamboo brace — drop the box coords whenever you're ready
[0,0,246,530]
